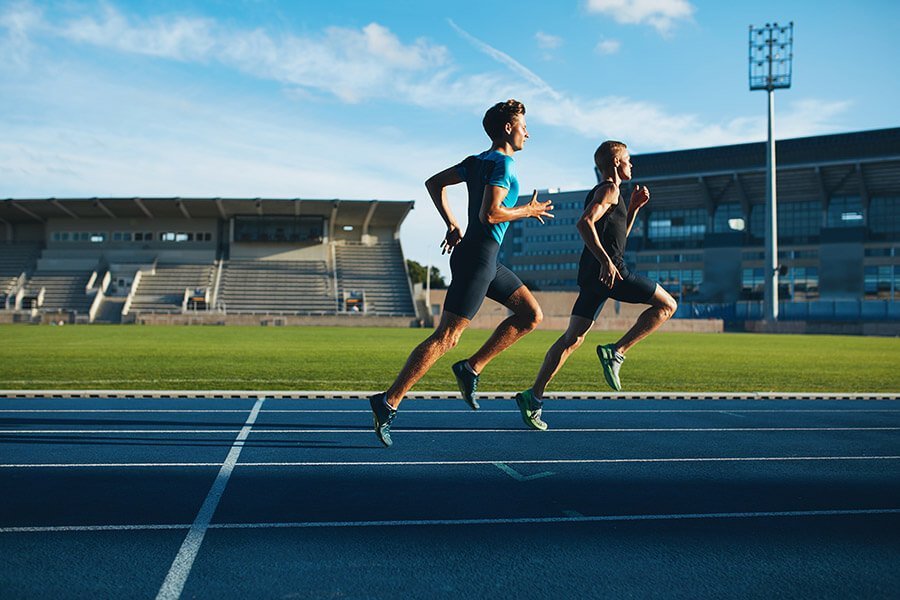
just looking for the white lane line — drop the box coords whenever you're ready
[3,426,899,434]
[0,523,190,533]
[155,397,264,600]
[3,508,900,534]
[3,455,900,469]
[493,462,555,482]
[0,410,252,413]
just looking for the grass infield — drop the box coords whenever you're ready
[1,324,898,393]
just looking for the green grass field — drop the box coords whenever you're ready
[1,324,898,393]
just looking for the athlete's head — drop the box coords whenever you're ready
[594,140,631,180]
[483,99,528,150]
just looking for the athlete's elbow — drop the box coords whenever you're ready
[480,212,500,225]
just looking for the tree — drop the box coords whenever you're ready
[406,259,447,289]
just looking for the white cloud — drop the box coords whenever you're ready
[18,4,450,104]
[535,31,562,49]
[0,1,42,67]
[585,0,695,35]
[448,19,562,102]
[595,38,621,54]
[450,22,851,151]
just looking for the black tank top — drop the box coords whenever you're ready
[577,183,628,288]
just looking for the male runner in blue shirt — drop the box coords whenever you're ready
[368,99,554,446]
[514,140,678,430]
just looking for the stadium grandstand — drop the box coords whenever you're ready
[500,128,900,334]
[0,197,418,326]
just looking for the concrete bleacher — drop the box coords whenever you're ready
[335,242,415,316]
[218,260,335,314]
[1,244,41,298]
[23,271,94,313]
[130,264,215,313]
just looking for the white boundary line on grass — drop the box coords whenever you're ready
[2,426,899,434]
[155,397,264,600]
[2,455,899,469]
[2,508,899,534]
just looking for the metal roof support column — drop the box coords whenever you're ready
[856,163,870,225]
[93,198,117,219]
[133,198,154,218]
[361,200,378,240]
[329,201,339,241]
[9,201,44,223]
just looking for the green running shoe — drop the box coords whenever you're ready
[451,360,480,410]
[514,389,548,431]
[368,392,397,447]
[596,344,625,391]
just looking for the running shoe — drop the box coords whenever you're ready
[596,344,625,391]
[368,392,397,447]
[514,389,548,431]
[451,360,480,410]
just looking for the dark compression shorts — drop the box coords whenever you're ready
[572,268,658,321]
[443,237,524,320]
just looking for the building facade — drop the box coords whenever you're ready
[500,128,900,321]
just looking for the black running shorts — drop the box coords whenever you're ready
[443,238,524,320]
[571,268,658,321]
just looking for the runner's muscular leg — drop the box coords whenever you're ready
[386,310,470,408]
[468,286,543,374]
[615,284,678,354]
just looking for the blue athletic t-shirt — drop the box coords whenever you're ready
[455,150,519,244]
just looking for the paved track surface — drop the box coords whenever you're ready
[1,394,899,599]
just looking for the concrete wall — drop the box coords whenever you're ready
[426,289,723,333]
[229,243,330,262]
[130,312,419,327]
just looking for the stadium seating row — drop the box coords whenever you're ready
[1,242,417,321]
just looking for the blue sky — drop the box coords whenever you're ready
[2,0,898,274]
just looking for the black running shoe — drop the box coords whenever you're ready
[368,392,397,447]
[451,360,480,410]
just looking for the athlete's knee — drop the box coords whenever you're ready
[435,325,464,350]
[657,294,677,320]
[524,305,543,330]
[565,332,586,350]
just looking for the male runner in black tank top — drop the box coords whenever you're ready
[513,140,678,431]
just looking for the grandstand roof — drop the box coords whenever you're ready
[0,197,414,226]
[632,127,900,180]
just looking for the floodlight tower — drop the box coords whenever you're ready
[749,22,793,322]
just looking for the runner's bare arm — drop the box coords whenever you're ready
[576,183,623,288]
[625,184,650,238]
[425,166,465,254]
[480,188,554,225]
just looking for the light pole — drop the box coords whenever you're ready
[749,22,793,322]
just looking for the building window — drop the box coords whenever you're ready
[750,201,821,241]
[827,196,864,228]
[741,268,765,300]
[864,265,897,300]
[869,197,900,239]
[647,209,706,247]
[779,200,821,240]
[713,204,744,233]
[234,216,325,243]
[786,267,819,301]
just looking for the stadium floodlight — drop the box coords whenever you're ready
[749,21,793,322]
